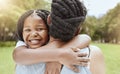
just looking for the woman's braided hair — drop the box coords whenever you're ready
[16,9,50,41]
[49,0,87,42]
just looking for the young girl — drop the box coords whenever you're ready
[14,9,91,74]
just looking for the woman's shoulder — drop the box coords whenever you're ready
[89,45,102,54]
[89,45,105,74]
[89,45,104,58]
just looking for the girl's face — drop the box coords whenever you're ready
[23,14,48,49]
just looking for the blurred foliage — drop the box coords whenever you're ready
[0,0,120,44]
[0,41,15,47]
[81,3,120,43]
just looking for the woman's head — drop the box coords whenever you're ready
[49,0,87,42]
[16,9,50,48]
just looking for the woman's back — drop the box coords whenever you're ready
[16,47,91,74]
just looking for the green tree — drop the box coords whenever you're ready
[100,3,120,43]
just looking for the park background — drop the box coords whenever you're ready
[0,0,120,74]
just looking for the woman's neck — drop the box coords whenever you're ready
[49,36,60,42]
[49,36,66,47]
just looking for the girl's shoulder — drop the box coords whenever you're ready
[15,40,26,48]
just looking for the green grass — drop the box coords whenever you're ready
[93,43,120,74]
[0,47,15,74]
[0,43,120,74]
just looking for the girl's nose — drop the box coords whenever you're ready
[31,31,38,37]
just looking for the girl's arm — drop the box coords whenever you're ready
[13,34,91,65]
[13,45,65,65]
[62,34,91,48]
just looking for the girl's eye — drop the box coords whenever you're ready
[24,29,31,32]
[37,28,46,31]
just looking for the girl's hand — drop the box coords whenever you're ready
[44,62,62,74]
[58,48,90,72]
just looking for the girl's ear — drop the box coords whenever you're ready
[47,15,51,25]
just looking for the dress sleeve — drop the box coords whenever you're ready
[15,41,26,48]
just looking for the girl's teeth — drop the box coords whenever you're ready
[30,40,40,44]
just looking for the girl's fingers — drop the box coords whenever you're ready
[78,62,88,66]
[71,48,80,52]
[67,65,79,73]
[77,53,87,57]
[78,57,90,62]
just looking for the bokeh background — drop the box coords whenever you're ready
[0,0,120,74]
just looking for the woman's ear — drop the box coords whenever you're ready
[75,27,82,36]
[47,15,51,25]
